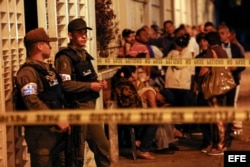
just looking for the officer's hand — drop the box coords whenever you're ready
[57,123,70,133]
[90,82,103,92]
[100,80,108,89]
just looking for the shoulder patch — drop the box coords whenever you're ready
[21,83,38,96]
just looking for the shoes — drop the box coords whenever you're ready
[207,148,224,156]
[201,145,213,153]
[201,144,226,155]
[155,148,175,154]
[136,150,156,160]
[135,140,141,148]
[169,143,180,151]
[173,129,184,139]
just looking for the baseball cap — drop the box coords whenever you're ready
[68,18,92,32]
[24,28,57,47]
[122,29,135,38]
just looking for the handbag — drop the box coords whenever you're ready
[201,49,236,99]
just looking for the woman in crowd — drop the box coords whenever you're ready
[198,31,228,155]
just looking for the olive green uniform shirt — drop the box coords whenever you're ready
[16,58,51,110]
[54,46,92,93]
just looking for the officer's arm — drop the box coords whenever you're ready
[54,55,91,92]
[16,67,49,110]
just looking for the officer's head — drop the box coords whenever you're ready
[24,28,57,58]
[68,18,92,48]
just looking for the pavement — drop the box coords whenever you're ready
[116,134,250,167]
[115,52,250,167]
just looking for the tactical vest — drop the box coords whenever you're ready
[55,48,99,105]
[14,63,64,111]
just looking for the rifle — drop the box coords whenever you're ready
[66,125,82,167]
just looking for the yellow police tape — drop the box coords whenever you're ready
[97,58,249,66]
[1,107,250,125]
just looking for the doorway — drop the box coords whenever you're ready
[24,0,38,33]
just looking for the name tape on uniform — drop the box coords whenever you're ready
[97,58,249,66]
[1,107,250,125]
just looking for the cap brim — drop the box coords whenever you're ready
[79,27,93,30]
[86,27,93,30]
[49,37,57,42]
[72,27,93,31]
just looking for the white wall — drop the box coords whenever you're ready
[115,0,214,32]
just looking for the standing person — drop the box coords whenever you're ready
[15,28,70,167]
[204,21,217,33]
[149,20,176,57]
[194,32,212,151]
[150,24,162,39]
[199,31,228,155]
[218,24,245,149]
[218,24,245,107]
[184,24,200,57]
[54,18,110,167]
[229,27,245,56]
[162,33,194,107]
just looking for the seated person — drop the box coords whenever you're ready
[111,67,157,160]
[119,66,181,149]
[111,66,180,158]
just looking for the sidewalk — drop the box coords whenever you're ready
[117,134,250,167]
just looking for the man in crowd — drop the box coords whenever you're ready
[149,20,176,57]
[118,28,136,57]
[218,24,245,149]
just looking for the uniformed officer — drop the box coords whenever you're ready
[54,18,111,167]
[16,28,70,167]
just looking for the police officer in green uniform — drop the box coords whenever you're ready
[54,18,111,167]
[16,28,70,167]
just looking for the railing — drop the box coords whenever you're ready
[98,45,121,71]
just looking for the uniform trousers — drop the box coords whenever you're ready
[77,99,111,167]
[30,151,65,167]
[25,126,66,167]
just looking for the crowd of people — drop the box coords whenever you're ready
[14,17,246,167]
[113,20,245,158]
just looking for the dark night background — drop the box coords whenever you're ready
[214,0,250,50]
